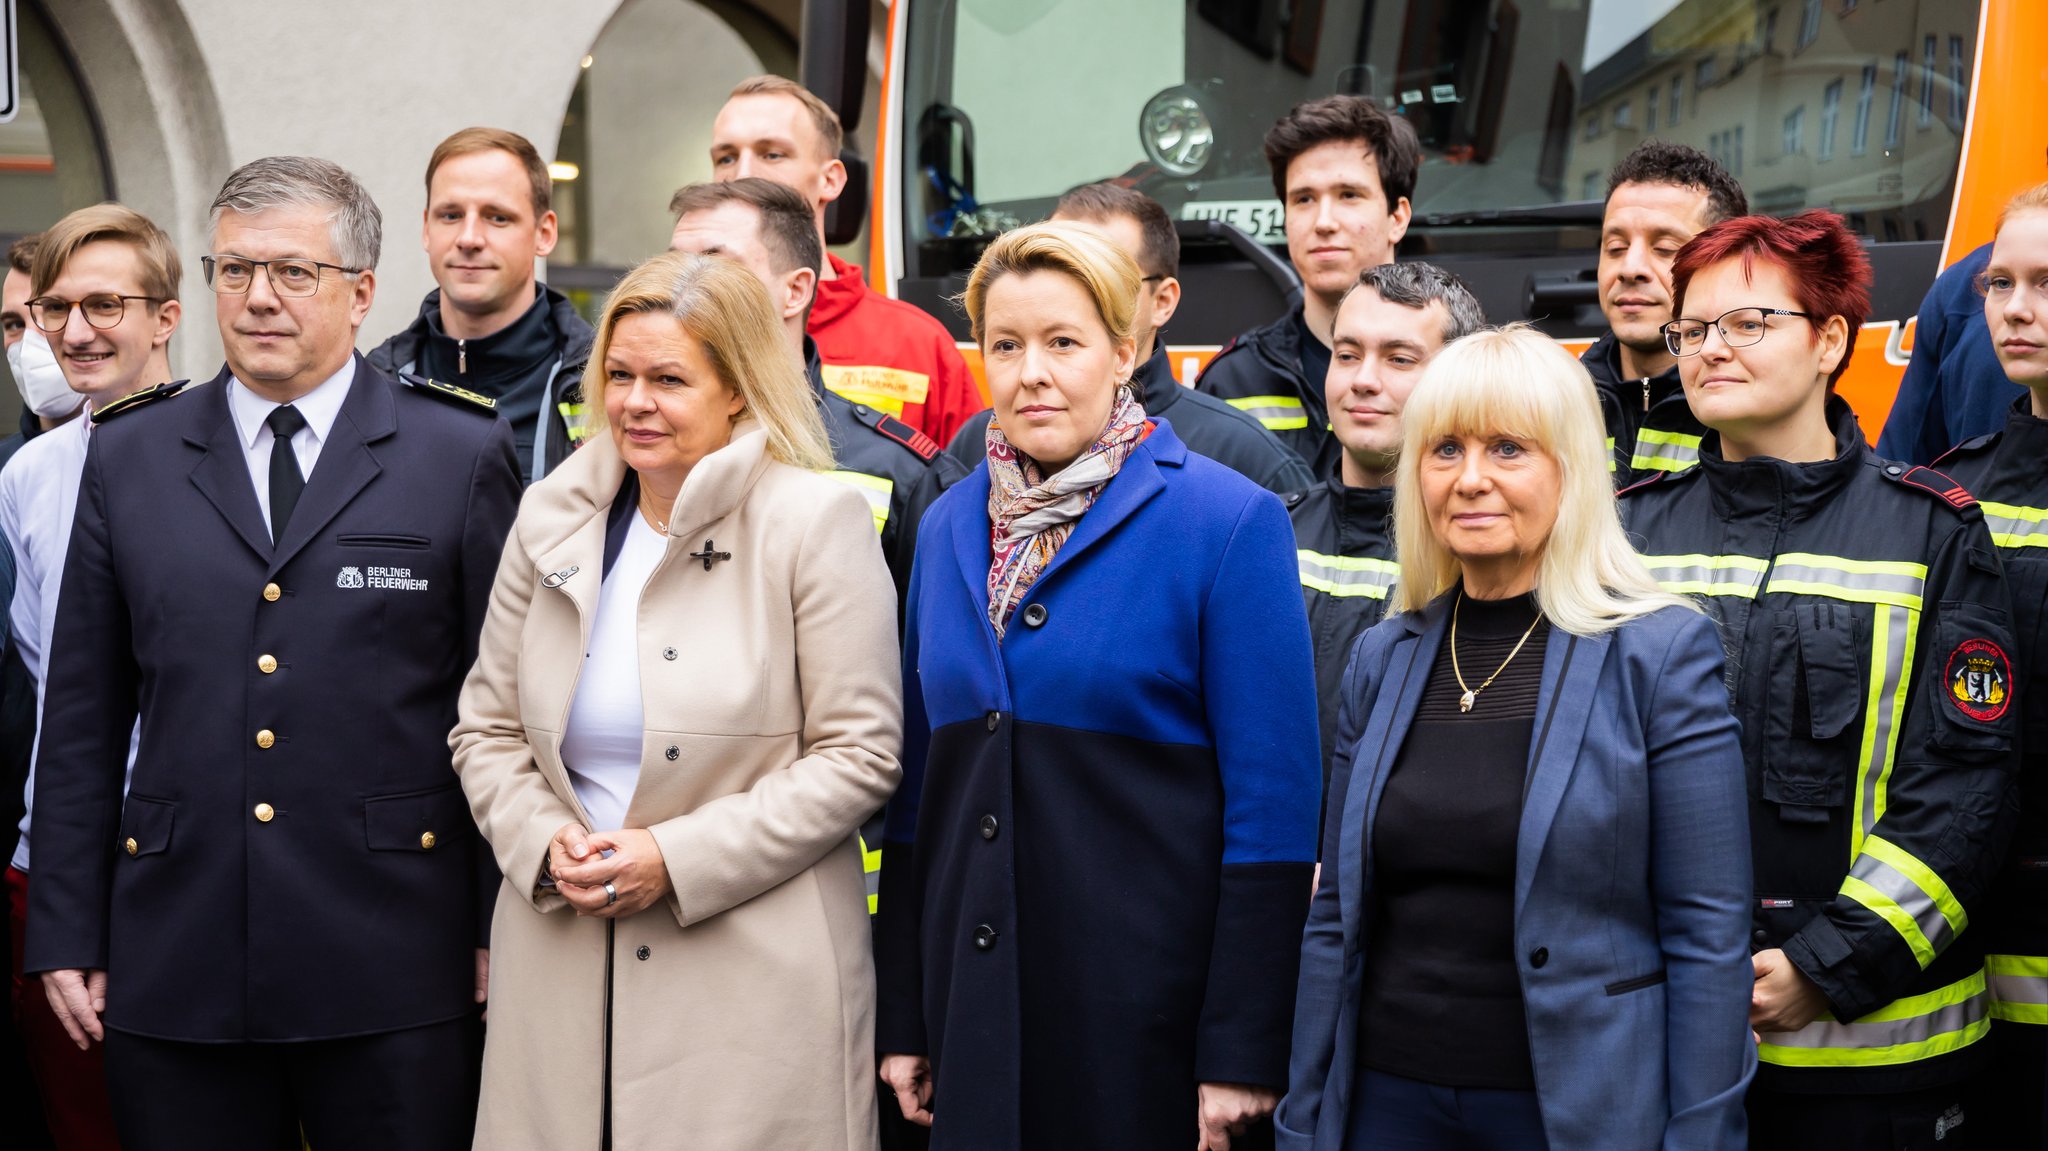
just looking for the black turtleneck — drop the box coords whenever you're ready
[417,287,561,475]
[1359,588,1549,1090]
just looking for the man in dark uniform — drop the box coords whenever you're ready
[367,127,593,483]
[1287,262,1481,800]
[945,183,1313,497]
[1585,141,1746,487]
[1195,96,1419,478]
[25,156,520,1151]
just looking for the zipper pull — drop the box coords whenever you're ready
[458,339,467,374]
[1642,377,1651,413]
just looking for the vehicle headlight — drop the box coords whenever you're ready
[1141,89,1214,178]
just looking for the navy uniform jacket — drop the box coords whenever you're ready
[25,357,520,1042]
[873,419,1320,1151]
[1284,474,1395,801]
[1193,306,1340,479]
[1581,330,1704,487]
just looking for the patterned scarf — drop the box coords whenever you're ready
[985,388,1149,637]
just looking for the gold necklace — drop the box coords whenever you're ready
[1451,591,1544,713]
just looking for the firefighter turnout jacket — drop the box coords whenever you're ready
[1581,330,1706,488]
[1621,397,2020,1094]
[1937,400,2048,1033]
[1285,473,1395,794]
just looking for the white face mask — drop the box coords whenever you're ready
[5,327,84,421]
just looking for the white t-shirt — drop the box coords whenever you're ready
[557,512,667,832]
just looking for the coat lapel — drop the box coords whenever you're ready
[1338,602,1444,950]
[268,357,394,576]
[183,369,273,562]
[1514,627,1609,912]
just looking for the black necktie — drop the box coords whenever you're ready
[266,404,308,542]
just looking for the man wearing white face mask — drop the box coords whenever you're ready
[0,204,181,1151]
[1,233,82,474]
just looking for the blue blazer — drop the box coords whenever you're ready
[1277,594,1755,1151]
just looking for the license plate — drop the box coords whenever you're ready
[1180,199,1286,244]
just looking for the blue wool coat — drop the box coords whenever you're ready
[873,418,1321,1151]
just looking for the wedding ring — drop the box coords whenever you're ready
[603,882,618,907]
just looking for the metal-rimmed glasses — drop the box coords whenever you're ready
[1661,307,1815,358]
[202,255,361,297]
[28,294,168,334]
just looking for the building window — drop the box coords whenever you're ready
[1613,100,1632,130]
[1799,0,1823,49]
[1819,80,1841,159]
[1670,76,1683,126]
[1886,51,1908,147]
[1733,124,1744,176]
[1696,56,1717,96]
[1646,86,1658,131]
[1583,171,1603,200]
[1920,35,1936,125]
[1761,7,1779,54]
[1852,63,1875,155]
[1583,112,1600,142]
[1783,106,1804,155]
[1949,36,1967,122]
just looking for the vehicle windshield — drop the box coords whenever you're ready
[901,0,1980,276]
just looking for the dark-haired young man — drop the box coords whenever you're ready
[1196,96,1419,478]
[945,183,1313,495]
[368,127,594,482]
[1589,140,1748,487]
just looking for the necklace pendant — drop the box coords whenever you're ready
[1459,689,1476,713]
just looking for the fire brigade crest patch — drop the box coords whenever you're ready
[1945,638,2011,723]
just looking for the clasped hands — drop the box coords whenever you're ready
[548,822,672,918]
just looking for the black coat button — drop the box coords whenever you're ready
[662,647,678,661]
[1529,947,1549,969]
[1021,603,1048,628]
[979,815,999,840]
[665,746,680,761]
[986,711,1001,731]
[1754,929,1770,946]
[973,924,998,950]
[636,945,651,961]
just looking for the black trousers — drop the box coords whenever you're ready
[1748,1080,1978,1151]
[102,1015,481,1151]
[1980,1023,2048,1150]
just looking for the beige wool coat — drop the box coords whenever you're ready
[450,420,902,1151]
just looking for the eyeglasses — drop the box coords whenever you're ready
[1662,307,1815,357]
[202,255,361,297]
[1971,271,2048,300]
[28,294,167,334]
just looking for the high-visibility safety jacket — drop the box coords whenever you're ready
[1194,305,1340,479]
[1284,473,1395,797]
[1937,400,2048,1030]
[1621,397,2020,1094]
[1581,331,1706,488]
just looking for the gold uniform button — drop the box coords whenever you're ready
[263,583,282,602]
[254,803,275,823]
[255,729,275,749]
[420,831,437,850]
[124,837,138,856]
[257,654,278,674]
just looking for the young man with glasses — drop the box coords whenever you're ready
[23,157,520,1151]
[0,202,182,1151]
[1622,211,2017,1150]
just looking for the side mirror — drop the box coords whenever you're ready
[826,151,869,247]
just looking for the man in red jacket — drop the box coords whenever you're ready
[711,75,983,447]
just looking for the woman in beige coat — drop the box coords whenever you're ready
[450,251,902,1151]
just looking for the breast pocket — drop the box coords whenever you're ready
[337,533,433,550]
[1760,604,1868,825]
[364,784,471,854]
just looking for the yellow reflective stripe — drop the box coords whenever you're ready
[1840,876,1937,968]
[1854,604,1918,858]
[1606,436,1618,474]
[1224,395,1309,431]
[1979,501,2048,550]
[1639,553,1770,598]
[558,400,592,444]
[1858,835,1968,939]
[821,471,894,534]
[1764,553,1927,610]
[1989,954,2048,1024]
[859,834,882,916]
[1297,550,1398,599]
[1757,970,1991,1067]
[1630,428,1702,473]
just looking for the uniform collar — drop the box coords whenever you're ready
[809,253,868,330]
[227,355,356,451]
[417,285,558,384]
[1695,392,1868,520]
[1134,344,1179,414]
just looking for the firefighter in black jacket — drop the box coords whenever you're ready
[1931,181,2048,1147]
[1287,262,1482,795]
[1622,211,2019,1148]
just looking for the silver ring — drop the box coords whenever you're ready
[603,882,617,907]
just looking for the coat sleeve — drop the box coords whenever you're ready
[1876,248,1979,465]
[1780,519,2020,1020]
[462,420,523,943]
[449,520,583,917]
[645,483,904,927]
[873,537,934,1056]
[1642,612,1756,1151]
[22,439,134,974]
[1192,490,1321,1088]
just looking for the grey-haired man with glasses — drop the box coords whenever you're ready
[24,156,520,1151]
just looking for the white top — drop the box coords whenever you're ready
[557,512,668,832]
[1,403,141,871]
[225,358,355,536]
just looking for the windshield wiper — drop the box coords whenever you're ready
[1414,201,1605,228]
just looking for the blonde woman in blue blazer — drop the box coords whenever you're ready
[1277,326,1754,1150]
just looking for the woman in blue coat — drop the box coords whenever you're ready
[873,223,1321,1151]
[1277,327,1754,1150]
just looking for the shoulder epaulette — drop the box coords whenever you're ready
[90,380,190,425]
[399,372,497,414]
[851,403,941,462]
[1934,431,1999,468]
[1616,466,1691,498]
[1881,462,1979,512]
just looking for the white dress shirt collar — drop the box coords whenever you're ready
[226,355,356,453]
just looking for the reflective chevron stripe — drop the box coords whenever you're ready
[822,471,894,534]
[1842,836,1968,968]
[1979,501,2048,550]
[1224,395,1309,431]
[1630,428,1703,474]
[1297,550,1398,600]
[1989,954,2048,1025]
[1639,553,1769,598]
[860,834,882,916]
[1757,970,1991,1067]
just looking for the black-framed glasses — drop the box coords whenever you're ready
[28,294,167,334]
[1662,307,1815,357]
[202,255,361,298]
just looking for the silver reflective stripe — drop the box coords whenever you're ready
[1852,603,1918,857]
[1757,971,1990,1067]
[1629,429,1702,474]
[1990,956,2048,1023]
[1845,840,1963,960]
[1764,553,1927,609]
[1297,550,1398,600]
[1980,501,2048,550]
[1638,553,1768,598]
[1223,395,1310,431]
